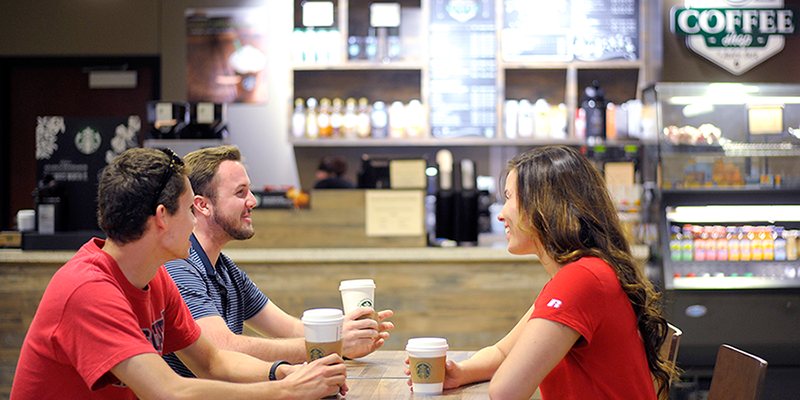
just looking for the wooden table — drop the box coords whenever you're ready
[341,351,542,400]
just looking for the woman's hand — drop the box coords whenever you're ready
[404,356,462,391]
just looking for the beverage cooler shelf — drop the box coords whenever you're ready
[672,275,800,290]
[670,261,799,289]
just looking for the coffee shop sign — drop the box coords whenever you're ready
[671,1,798,75]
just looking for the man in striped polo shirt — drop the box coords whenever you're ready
[163,145,394,377]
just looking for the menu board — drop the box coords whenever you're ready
[503,0,639,62]
[429,0,497,138]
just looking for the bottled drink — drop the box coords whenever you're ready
[356,97,372,138]
[727,226,740,261]
[517,99,533,137]
[330,98,344,138]
[714,226,728,261]
[703,226,717,261]
[292,98,306,138]
[693,225,706,261]
[774,226,787,261]
[669,225,682,262]
[740,226,752,261]
[786,230,797,261]
[305,97,319,139]
[751,226,763,261]
[405,99,423,137]
[388,101,406,138]
[763,226,775,261]
[370,101,388,138]
[317,98,332,137]
[681,225,694,261]
[342,98,358,138]
[533,98,551,139]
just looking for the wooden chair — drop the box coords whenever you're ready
[707,344,768,400]
[659,323,682,365]
[654,323,682,397]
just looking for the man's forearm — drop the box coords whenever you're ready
[225,335,308,364]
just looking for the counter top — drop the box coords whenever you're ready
[0,246,538,264]
[0,244,650,265]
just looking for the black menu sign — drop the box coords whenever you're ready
[502,0,639,62]
[429,0,497,138]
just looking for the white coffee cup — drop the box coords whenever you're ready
[406,337,449,395]
[339,279,377,320]
[301,308,344,362]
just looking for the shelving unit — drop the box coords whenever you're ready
[290,0,655,143]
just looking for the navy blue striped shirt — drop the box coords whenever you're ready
[162,234,269,377]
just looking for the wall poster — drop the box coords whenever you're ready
[186,8,269,103]
[35,116,140,231]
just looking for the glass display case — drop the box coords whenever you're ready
[644,82,800,290]
[643,83,800,373]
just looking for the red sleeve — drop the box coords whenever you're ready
[531,260,609,345]
[56,280,158,391]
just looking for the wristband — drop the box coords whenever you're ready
[269,360,291,381]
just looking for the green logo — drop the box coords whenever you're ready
[309,347,325,361]
[672,7,797,48]
[415,362,432,379]
[669,2,799,75]
[358,298,373,308]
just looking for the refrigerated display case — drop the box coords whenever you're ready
[644,83,800,373]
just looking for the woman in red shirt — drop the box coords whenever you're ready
[417,146,677,400]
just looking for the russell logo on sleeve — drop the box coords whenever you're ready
[546,298,563,309]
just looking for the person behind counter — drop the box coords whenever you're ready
[314,156,356,189]
[11,148,346,400]
[162,145,393,378]
[407,146,678,400]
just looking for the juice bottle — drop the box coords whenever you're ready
[786,230,797,261]
[370,101,389,138]
[292,98,306,138]
[356,97,372,138]
[681,225,694,261]
[669,225,682,262]
[762,226,775,261]
[740,226,752,261]
[693,225,706,261]
[705,226,717,261]
[317,97,332,137]
[751,226,763,261]
[774,226,787,261]
[305,97,319,139]
[715,226,728,261]
[342,98,358,138]
[727,226,740,261]
[330,97,344,138]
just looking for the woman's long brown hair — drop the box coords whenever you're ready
[505,145,678,400]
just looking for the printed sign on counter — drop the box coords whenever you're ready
[365,190,425,237]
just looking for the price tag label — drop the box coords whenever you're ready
[155,102,172,123]
[196,102,215,124]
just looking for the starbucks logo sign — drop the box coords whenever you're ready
[671,0,798,75]
[308,347,325,361]
[415,361,432,379]
[358,298,373,308]
[74,126,102,155]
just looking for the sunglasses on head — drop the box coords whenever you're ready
[151,148,184,214]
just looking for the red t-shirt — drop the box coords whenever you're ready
[531,257,656,400]
[11,238,202,400]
